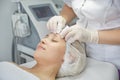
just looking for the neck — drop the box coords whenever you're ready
[27,63,61,80]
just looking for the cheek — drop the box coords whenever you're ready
[48,45,60,54]
[47,45,66,60]
[46,47,59,60]
[33,50,46,61]
[34,50,50,64]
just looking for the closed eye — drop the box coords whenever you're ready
[52,39,58,42]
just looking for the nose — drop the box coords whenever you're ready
[41,38,47,44]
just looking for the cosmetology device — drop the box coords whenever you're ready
[20,0,59,39]
[12,0,60,64]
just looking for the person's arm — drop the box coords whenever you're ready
[60,24,120,45]
[98,29,120,45]
[60,4,77,24]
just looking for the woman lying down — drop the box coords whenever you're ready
[0,33,86,80]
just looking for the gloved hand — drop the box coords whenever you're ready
[60,24,99,43]
[47,16,66,33]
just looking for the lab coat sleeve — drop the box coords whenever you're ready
[114,0,120,11]
[63,0,72,7]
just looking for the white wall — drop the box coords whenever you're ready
[0,0,17,61]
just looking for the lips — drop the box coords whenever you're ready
[37,44,46,50]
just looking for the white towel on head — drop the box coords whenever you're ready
[57,41,86,77]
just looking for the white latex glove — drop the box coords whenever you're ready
[60,24,99,43]
[47,16,66,33]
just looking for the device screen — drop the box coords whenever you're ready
[32,6,54,19]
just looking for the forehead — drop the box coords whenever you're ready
[48,33,59,36]
[47,33,65,42]
[47,33,61,38]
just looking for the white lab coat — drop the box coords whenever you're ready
[63,0,120,69]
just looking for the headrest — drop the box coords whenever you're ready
[57,41,86,77]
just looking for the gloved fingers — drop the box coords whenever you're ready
[56,17,66,33]
[47,19,51,30]
[64,25,76,39]
[58,16,66,25]
[65,30,76,42]
[52,20,58,33]
[60,26,70,38]
[64,25,81,43]
[53,22,65,33]
[47,16,66,33]
[67,37,76,43]
[56,23,63,33]
[47,16,57,32]
[47,18,54,32]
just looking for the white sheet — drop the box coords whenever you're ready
[0,62,39,80]
[21,58,119,80]
[0,58,118,80]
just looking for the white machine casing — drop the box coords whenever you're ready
[20,0,59,39]
[14,0,60,64]
[12,13,30,37]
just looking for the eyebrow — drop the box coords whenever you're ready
[46,34,49,37]
[45,33,62,40]
[54,34,64,42]
[44,34,49,38]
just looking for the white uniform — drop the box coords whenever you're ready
[63,0,120,69]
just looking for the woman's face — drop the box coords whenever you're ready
[34,33,66,65]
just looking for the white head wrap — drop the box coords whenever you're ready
[57,41,86,77]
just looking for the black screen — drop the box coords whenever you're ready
[32,6,54,19]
